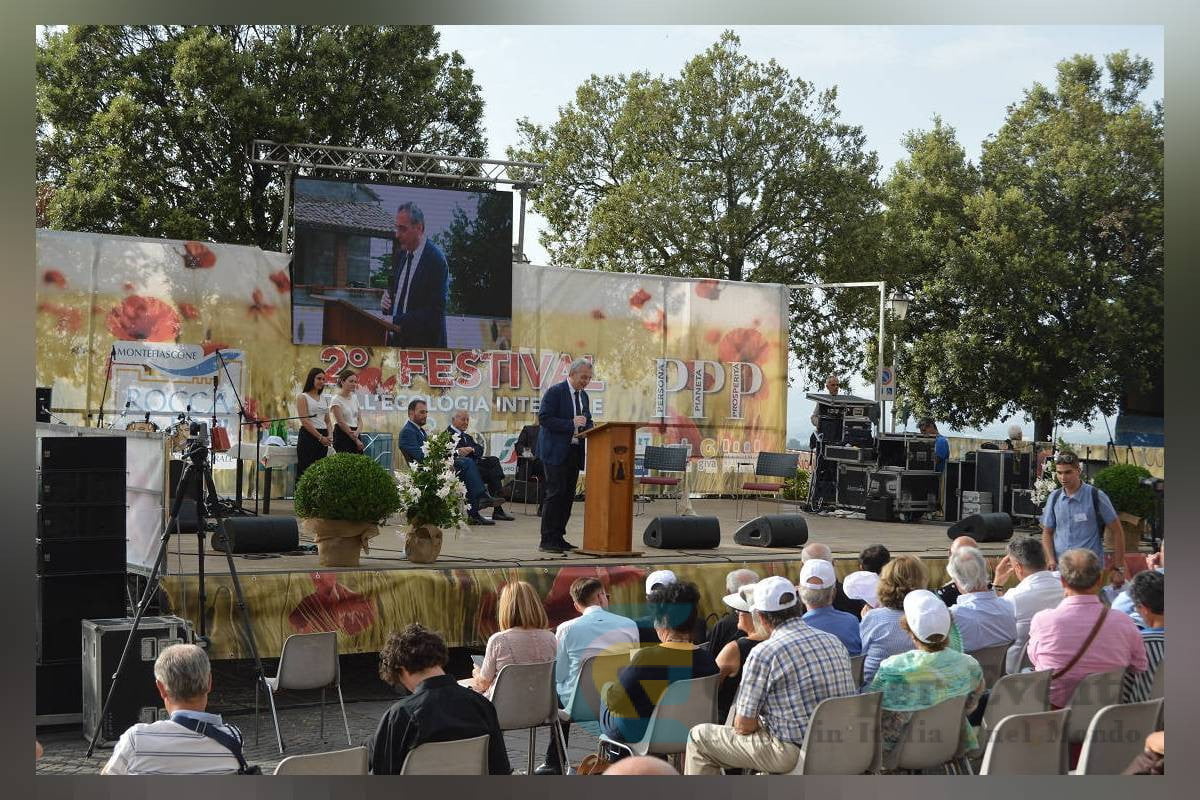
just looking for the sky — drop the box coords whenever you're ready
[436,24,1165,444]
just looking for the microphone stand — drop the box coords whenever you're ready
[213,349,255,516]
[95,345,115,428]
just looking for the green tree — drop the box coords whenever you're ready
[37,25,486,250]
[885,53,1163,442]
[508,31,882,380]
[434,191,513,317]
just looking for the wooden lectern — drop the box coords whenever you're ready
[576,422,643,557]
[314,296,402,345]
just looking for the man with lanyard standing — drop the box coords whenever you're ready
[1040,451,1126,582]
[537,357,594,553]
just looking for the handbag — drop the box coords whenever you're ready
[576,753,612,775]
[1051,606,1110,680]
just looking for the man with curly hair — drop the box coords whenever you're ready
[366,624,510,774]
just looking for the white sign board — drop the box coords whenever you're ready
[876,364,896,402]
[111,342,245,430]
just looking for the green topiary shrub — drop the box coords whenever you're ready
[1092,463,1156,519]
[294,453,402,524]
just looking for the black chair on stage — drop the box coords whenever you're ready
[736,451,799,522]
[635,445,688,516]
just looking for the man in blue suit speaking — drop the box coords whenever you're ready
[381,202,449,348]
[537,358,594,553]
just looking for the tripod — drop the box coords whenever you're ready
[85,437,275,756]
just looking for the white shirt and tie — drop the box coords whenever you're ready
[571,388,586,444]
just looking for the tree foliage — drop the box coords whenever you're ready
[435,191,513,317]
[884,53,1163,440]
[37,25,487,251]
[508,31,883,383]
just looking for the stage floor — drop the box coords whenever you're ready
[162,497,1018,577]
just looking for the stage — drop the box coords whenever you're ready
[155,496,1028,660]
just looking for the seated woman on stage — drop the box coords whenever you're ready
[600,580,719,743]
[461,580,556,700]
[714,582,767,724]
[867,589,985,761]
[328,370,364,454]
[295,368,332,481]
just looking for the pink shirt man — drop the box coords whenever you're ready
[1028,594,1147,708]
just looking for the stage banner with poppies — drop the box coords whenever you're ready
[36,230,787,493]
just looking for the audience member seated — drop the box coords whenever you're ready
[684,577,856,775]
[714,583,767,723]
[946,546,1017,652]
[706,568,760,659]
[935,536,980,607]
[1121,570,1164,703]
[1122,731,1165,775]
[801,542,860,616]
[636,570,706,644]
[1027,548,1147,709]
[859,555,928,686]
[868,589,986,763]
[1113,541,1165,628]
[536,577,639,775]
[860,544,891,575]
[601,581,719,743]
[798,559,862,656]
[367,624,511,775]
[843,570,881,614]
[993,536,1064,674]
[461,580,557,700]
[102,644,246,775]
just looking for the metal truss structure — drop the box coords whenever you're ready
[249,140,545,256]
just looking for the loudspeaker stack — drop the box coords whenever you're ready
[36,436,128,721]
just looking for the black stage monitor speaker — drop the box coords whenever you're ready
[211,515,299,554]
[733,514,809,548]
[643,516,721,549]
[947,512,1014,543]
[36,386,52,422]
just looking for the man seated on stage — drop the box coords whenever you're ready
[535,577,639,775]
[448,409,514,523]
[400,399,498,526]
[102,644,246,775]
[706,568,761,658]
[367,624,510,775]
[946,546,1016,653]
[684,577,857,775]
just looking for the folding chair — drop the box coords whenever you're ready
[735,451,799,522]
[978,709,1070,775]
[850,654,866,688]
[514,456,543,516]
[490,661,566,776]
[882,693,970,774]
[598,673,720,771]
[966,641,1014,689]
[400,734,490,775]
[635,445,688,516]
[1149,659,1164,731]
[273,746,369,775]
[1073,699,1163,775]
[1065,668,1127,745]
[783,691,883,774]
[556,650,636,773]
[255,631,351,754]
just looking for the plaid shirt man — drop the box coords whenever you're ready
[734,617,858,744]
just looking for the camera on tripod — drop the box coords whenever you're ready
[184,421,210,463]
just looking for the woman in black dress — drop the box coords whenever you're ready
[714,583,768,724]
[295,367,332,481]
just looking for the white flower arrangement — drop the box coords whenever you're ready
[395,430,468,530]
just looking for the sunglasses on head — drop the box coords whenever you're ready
[1054,453,1079,465]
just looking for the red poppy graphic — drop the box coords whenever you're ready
[590,309,606,320]
[575,339,588,349]
[288,572,376,636]
[381,374,398,393]
[642,308,666,333]
[42,269,67,289]
[695,279,722,300]
[718,327,769,365]
[201,339,230,356]
[688,362,717,391]
[651,409,703,456]
[268,270,291,293]
[181,242,217,269]
[122,282,136,293]
[248,288,276,317]
[242,397,266,429]
[357,366,383,393]
[629,288,652,309]
[37,302,82,334]
[105,296,181,342]
[703,329,722,345]
[178,302,200,321]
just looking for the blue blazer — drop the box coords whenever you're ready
[399,420,427,464]
[537,380,592,466]
[387,240,449,348]
[446,426,484,461]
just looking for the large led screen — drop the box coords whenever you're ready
[291,177,513,349]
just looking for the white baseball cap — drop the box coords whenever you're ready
[645,569,678,595]
[752,575,798,612]
[798,559,837,590]
[843,571,880,608]
[903,589,952,643]
[722,583,757,613]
